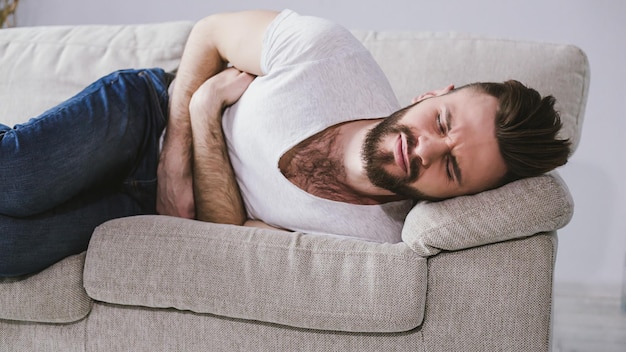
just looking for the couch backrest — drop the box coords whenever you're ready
[0,22,193,127]
[1,22,587,243]
[1,24,589,155]
[353,31,590,153]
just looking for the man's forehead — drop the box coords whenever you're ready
[448,91,504,193]
[447,89,498,117]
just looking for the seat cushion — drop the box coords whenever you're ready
[0,252,92,323]
[84,216,427,333]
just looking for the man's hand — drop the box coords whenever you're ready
[189,68,255,115]
[156,150,196,219]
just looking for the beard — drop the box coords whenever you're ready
[362,106,429,200]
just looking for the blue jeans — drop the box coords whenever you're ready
[0,68,171,277]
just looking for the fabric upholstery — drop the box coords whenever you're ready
[83,233,555,352]
[0,252,91,323]
[351,31,586,256]
[0,22,191,325]
[421,233,556,351]
[84,215,427,333]
[0,20,590,352]
[0,22,193,127]
[402,172,573,256]
[353,31,589,152]
[85,302,424,352]
[0,318,87,352]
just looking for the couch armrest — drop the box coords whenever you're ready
[83,216,427,333]
[421,233,557,351]
[402,172,573,256]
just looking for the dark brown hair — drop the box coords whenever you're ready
[461,80,571,184]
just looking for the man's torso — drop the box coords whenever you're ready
[221,10,413,242]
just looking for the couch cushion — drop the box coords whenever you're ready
[0,22,193,127]
[402,172,573,256]
[84,216,427,333]
[0,252,92,323]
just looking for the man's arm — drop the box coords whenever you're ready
[189,68,254,224]
[156,10,278,219]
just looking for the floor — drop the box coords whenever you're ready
[552,284,626,352]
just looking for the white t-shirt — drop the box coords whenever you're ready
[221,10,413,242]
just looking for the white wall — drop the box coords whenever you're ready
[15,0,626,294]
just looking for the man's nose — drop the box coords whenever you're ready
[415,135,448,167]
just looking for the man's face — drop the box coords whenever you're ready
[362,87,507,201]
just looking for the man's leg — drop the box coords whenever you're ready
[0,68,171,277]
[0,192,141,277]
[0,68,170,217]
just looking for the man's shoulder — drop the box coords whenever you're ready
[262,10,367,72]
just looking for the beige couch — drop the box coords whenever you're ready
[0,20,588,351]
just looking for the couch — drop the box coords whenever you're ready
[0,19,589,351]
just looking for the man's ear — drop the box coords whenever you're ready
[411,84,455,104]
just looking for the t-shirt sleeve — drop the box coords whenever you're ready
[260,9,369,74]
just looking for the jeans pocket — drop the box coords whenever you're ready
[138,69,170,126]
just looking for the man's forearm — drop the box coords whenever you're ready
[190,101,246,225]
[162,15,230,166]
[159,94,194,191]
[157,11,276,218]
[156,17,228,218]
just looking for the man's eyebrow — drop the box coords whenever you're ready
[445,108,463,185]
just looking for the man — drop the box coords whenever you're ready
[157,9,569,238]
[0,10,569,276]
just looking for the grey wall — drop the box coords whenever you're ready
[14,0,626,294]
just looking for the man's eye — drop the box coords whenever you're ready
[445,158,453,180]
[436,114,445,135]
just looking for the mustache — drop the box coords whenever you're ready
[364,124,420,184]
[394,125,420,183]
